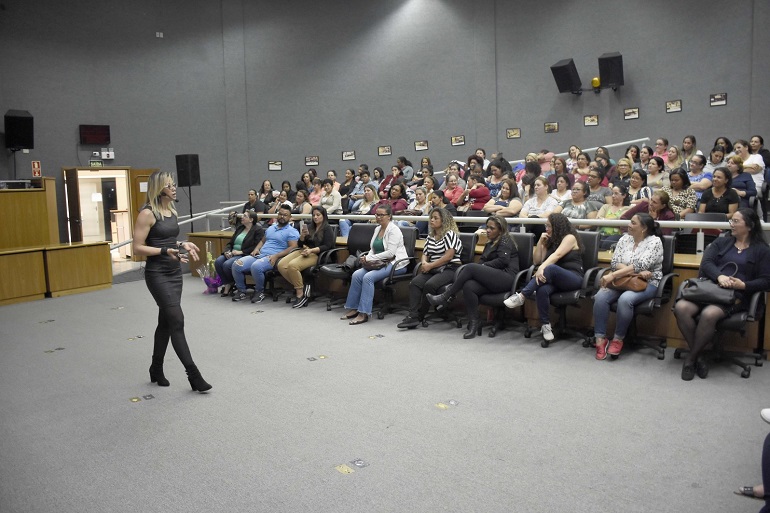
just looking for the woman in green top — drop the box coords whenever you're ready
[596,185,630,250]
[215,210,264,296]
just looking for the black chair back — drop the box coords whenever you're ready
[511,232,535,272]
[577,231,600,271]
[661,235,675,275]
[399,225,419,261]
[347,223,378,255]
[458,232,479,264]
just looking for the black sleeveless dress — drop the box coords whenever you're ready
[143,206,183,308]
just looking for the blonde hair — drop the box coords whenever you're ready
[145,170,178,220]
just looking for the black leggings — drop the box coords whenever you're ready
[445,263,514,318]
[152,305,195,369]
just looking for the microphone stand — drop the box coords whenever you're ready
[187,182,193,231]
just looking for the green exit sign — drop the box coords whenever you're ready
[89,160,104,167]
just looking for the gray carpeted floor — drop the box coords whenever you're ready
[0,275,768,513]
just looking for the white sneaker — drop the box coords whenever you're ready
[503,292,525,309]
[761,409,770,424]
[541,324,554,341]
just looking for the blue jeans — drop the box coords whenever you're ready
[592,283,658,340]
[521,265,584,324]
[231,255,257,292]
[344,264,407,316]
[339,219,354,237]
[248,256,276,293]
[214,255,239,285]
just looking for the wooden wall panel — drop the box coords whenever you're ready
[0,250,47,305]
[45,243,112,296]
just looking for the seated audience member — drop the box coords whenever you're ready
[596,185,631,249]
[680,135,700,170]
[593,156,614,186]
[703,146,726,176]
[265,190,293,225]
[475,148,490,171]
[611,158,634,189]
[215,211,264,297]
[627,170,653,205]
[379,165,402,196]
[634,146,653,173]
[442,172,466,206]
[585,168,613,208]
[503,213,584,342]
[291,189,313,229]
[750,135,770,169]
[398,187,431,229]
[456,174,491,214]
[325,170,341,192]
[421,175,438,199]
[520,176,560,240]
[483,178,522,217]
[430,189,458,217]
[624,145,641,166]
[687,154,713,204]
[371,167,384,189]
[595,146,615,166]
[665,145,684,173]
[297,172,313,193]
[548,157,575,191]
[565,145,581,172]
[486,159,508,198]
[550,174,572,203]
[572,152,592,182]
[592,213,664,360]
[281,180,297,203]
[661,169,697,219]
[339,184,379,237]
[259,180,279,209]
[348,170,372,211]
[674,208,770,381]
[734,139,766,190]
[538,149,556,175]
[426,215,519,339]
[308,178,323,205]
[554,181,598,228]
[396,156,415,181]
[653,138,669,162]
[370,182,409,215]
[439,163,467,191]
[714,136,734,155]
[726,156,757,209]
[231,204,299,303]
[398,208,463,329]
[320,178,343,215]
[646,156,670,191]
[240,188,268,218]
[341,204,409,326]
[466,155,485,177]
[621,190,676,235]
[699,167,739,219]
[338,168,357,211]
[277,206,335,309]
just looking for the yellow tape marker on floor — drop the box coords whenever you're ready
[318,355,327,359]
[435,402,449,410]
[335,464,354,474]
[129,397,141,403]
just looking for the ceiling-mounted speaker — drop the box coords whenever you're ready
[598,52,624,89]
[550,59,582,94]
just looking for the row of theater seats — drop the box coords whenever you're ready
[261,222,766,378]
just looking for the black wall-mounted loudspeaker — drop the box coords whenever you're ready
[175,154,201,187]
[550,59,582,93]
[4,110,34,150]
[598,52,624,88]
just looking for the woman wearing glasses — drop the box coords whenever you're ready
[132,171,211,392]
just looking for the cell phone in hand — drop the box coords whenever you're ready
[299,221,306,232]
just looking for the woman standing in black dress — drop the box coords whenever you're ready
[132,171,212,392]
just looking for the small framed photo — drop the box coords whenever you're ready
[341,151,356,161]
[377,145,392,156]
[305,156,319,167]
[666,99,682,113]
[506,128,521,139]
[710,93,727,107]
[268,161,282,171]
[623,108,639,120]
[583,115,598,127]
[414,140,429,151]
[451,135,465,146]
[544,122,559,134]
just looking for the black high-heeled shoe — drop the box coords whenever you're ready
[149,364,170,387]
[426,291,454,311]
[463,318,481,339]
[186,365,212,392]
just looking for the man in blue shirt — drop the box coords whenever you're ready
[231,204,299,302]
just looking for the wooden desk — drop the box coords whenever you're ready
[0,246,47,305]
[44,242,113,297]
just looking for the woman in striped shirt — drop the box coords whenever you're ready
[397,208,463,329]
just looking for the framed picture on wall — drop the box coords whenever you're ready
[451,135,465,146]
[544,122,559,134]
[506,128,521,139]
[623,108,639,120]
[378,145,392,156]
[710,93,727,107]
[666,100,682,113]
[583,115,598,127]
[305,156,319,166]
[268,161,282,171]
[414,140,429,151]
[342,151,356,161]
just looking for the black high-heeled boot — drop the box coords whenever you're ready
[186,365,212,392]
[426,291,454,311]
[149,359,170,386]
[463,317,481,339]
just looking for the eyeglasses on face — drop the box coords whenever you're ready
[164,183,177,189]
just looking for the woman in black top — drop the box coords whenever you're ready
[427,215,519,339]
[276,205,335,308]
[674,208,770,380]
[132,171,211,392]
[699,167,739,218]
[503,213,584,343]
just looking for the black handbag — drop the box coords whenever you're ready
[680,262,738,305]
[342,251,363,272]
